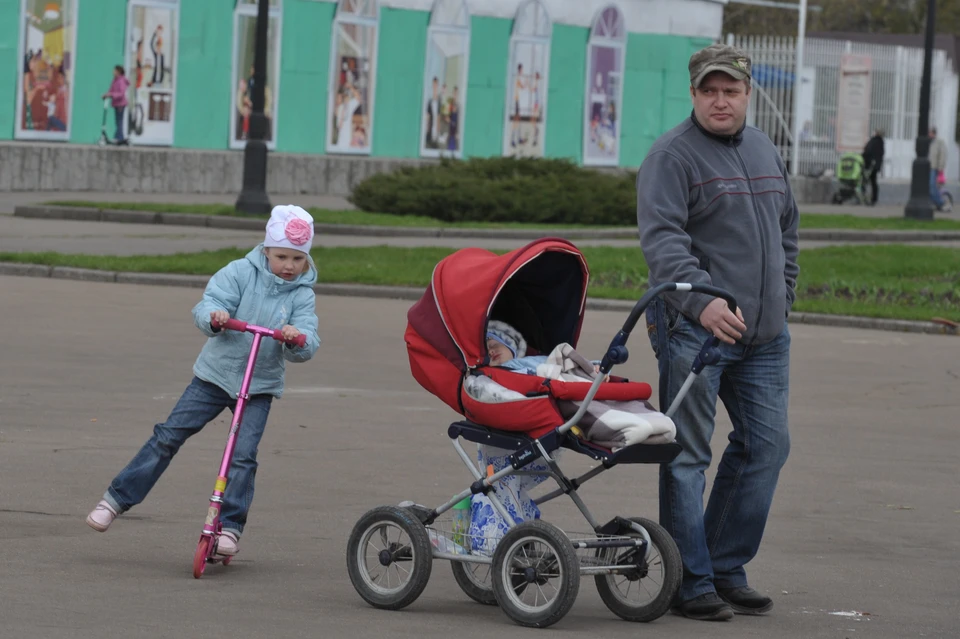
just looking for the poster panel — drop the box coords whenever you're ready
[230,8,281,149]
[327,21,376,154]
[15,0,77,141]
[420,29,467,157]
[503,39,547,158]
[125,0,178,145]
[583,43,622,165]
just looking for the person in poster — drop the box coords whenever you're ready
[17,0,74,139]
[509,62,525,149]
[424,76,442,149]
[148,23,165,87]
[446,85,460,152]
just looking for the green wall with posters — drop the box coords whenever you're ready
[275,0,335,154]
[0,1,716,166]
[370,7,429,158]
[0,0,19,139]
[462,16,511,159]
[173,0,233,149]
[620,33,714,167]
[544,24,589,164]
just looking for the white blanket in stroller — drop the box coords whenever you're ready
[538,343,676,450]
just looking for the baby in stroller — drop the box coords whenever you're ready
[469,319,676,553]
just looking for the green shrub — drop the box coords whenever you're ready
[349,157,638,226]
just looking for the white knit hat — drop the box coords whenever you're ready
[264,205,314,254]
[486,320,528,359]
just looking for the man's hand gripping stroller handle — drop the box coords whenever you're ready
[597,282,737,375]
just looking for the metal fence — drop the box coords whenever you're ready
[726,34,958,179]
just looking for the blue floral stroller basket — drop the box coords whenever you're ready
[345,239,738,628]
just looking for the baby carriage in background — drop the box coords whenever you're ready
[831,151,868,205]
[345,238,738,628]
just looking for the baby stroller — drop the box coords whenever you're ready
[345,238,737,628]
[831,152,868,204]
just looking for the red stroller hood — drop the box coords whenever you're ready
[405,239,651,437]
[419,238,589,369]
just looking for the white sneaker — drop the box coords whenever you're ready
[85,500,118,532]
[217,531,240,556]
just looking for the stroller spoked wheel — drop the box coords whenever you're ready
[491,520,579,628]
[593,517,682,622]
[346,506,433,610]
[451,560,498,605]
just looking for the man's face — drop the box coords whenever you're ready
[691,71,750,136]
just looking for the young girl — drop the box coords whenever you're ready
[85,205,321,557]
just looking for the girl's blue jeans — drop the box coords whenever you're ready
[104,376,272,536]
[646,298,791,603]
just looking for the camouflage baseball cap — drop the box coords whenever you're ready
[689,44,752,88]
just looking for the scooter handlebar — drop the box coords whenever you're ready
[211,318,307,348]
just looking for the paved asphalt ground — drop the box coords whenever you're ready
[1,276,957,638]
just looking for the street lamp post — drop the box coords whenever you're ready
[904,0,937,220]
[236,0,272,215]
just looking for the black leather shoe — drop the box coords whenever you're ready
[672,592,735,621]
[717,586,774,615]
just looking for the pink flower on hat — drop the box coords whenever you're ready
[284,218,312,246]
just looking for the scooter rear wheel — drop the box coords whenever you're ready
[193,536,212,579]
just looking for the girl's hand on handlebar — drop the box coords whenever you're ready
[699,298,746,345]
[210,310,230,327]
[280,325,302,343]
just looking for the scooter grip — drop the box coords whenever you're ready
[272,330,307,348]
[212,318,248,332]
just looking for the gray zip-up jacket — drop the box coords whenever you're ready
[636,114,800,345]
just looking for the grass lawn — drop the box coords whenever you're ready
[45,200,960,232]
[3,244,959,322]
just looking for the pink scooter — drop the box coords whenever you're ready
[192,317,306,579]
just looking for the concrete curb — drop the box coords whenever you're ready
[2,261,956,337]
[16,204,960,243]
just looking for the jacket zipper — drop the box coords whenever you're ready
[733,144,766,346]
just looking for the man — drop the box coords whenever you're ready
[636,43,799,622]
[929,127,950,212]
[862,128,885,205]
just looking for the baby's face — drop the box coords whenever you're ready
[486,339,514,366]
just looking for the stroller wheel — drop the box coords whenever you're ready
[451,560,498,605]
[491,520,580,628]
[346,506,433,610]
[594,517,682,622]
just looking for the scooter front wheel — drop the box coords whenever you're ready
[193,536,212,579]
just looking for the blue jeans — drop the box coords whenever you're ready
[930,169,945,208]
[645,298,791,602]
[114,106,126,142]
[104,377,272,536]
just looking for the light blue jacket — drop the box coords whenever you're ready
[191,245,321,398]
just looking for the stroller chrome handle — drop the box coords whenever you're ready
[598,282,737,375]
